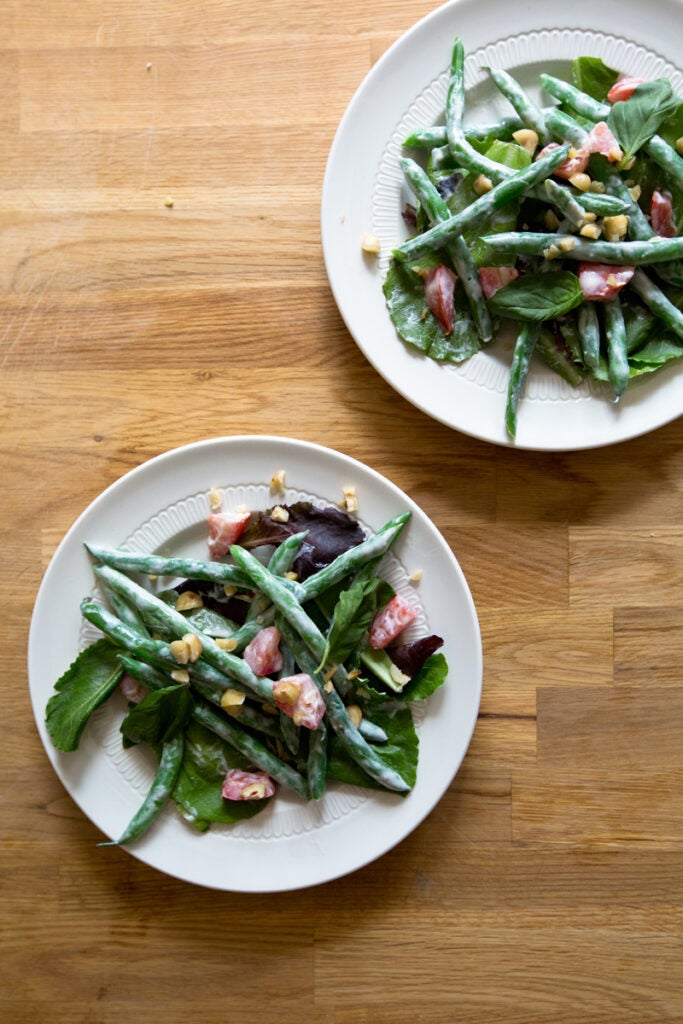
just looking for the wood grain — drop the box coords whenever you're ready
[2,2,683,1022]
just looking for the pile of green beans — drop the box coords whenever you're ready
[391,36,683,437]
[54,506,438,847]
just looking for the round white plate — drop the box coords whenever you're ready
[321,0,683,450]
[28,436,482,891]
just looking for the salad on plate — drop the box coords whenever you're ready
[45,483,448,847]
[386,38,683,437]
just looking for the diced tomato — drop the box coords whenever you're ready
[478,266,519,299]
[243,626,284,676]
[119,673,148,704]
[221,769,276,801]
[537,141,589,180]
[584,121,623,163]
[578,262,636,302]
[272,673,326,730]
[607,75,646,103]
[651,189,676,238]
[368,594,418,650]
[424,264,457,334]
[207,510,250,557]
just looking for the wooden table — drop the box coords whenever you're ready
[3,2,683,1021]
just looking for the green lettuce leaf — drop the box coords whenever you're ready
[608,79,679,164]
[383,260,481,363]
[120,683,193,748]
[488,271,584,321]
[172,721,267,831]
[45,639,123,752]
[571,56,619,102]
[326,706,418,791]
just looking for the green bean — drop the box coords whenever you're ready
[544,106,588,148]
[192,702,309,799]
[445,37,466,155]
[400,156,493,341]
[279,709,301,756]
[404,108,564,149]
[100,582,151,638]
[604,294,629,400]
[480,232,683,264]
[540,73,608,120]
[535,328,585,387]
[358,718,388,744]
[573,191,630,217]
[629,269,683,341]
[578,302,602,371]
[86,544,304,600]
[222,700,283,739]
[403,125,451,149]
[116,652,173,692]
[101,733,184,846]
[81,598,184,672]
[506,321,541,439]
[306,719,327,800]
[645,135,683,191]
[231,546,329,660]
[276,616,410,793]
[394,144,570,262]
[242,528,305,622]
[267,530,308,576]
[93,565,275,702]
[298,512,410,601]
[486,65,551,144]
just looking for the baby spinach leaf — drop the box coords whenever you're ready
[321,577,394,668]
[608,79,679,163]
[657,101,683,149]
[326,706,418,791]
[120,683,193,748]
[488,271,584,321]
[383,260,481,362]
[629,336,683,369]
[45,639,123,752]
[571,56,619,101]
[172,722,266,830]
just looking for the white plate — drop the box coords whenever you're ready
[321,0,683,450]
[28,436,482,891]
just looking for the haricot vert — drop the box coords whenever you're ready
[384,38,683,437]
[45,491,449,846]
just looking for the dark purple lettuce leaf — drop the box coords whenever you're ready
[239,502,365,580]
[388,635,444,677]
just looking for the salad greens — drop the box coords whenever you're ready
[392,39,683,438]
[46,497,446,846]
